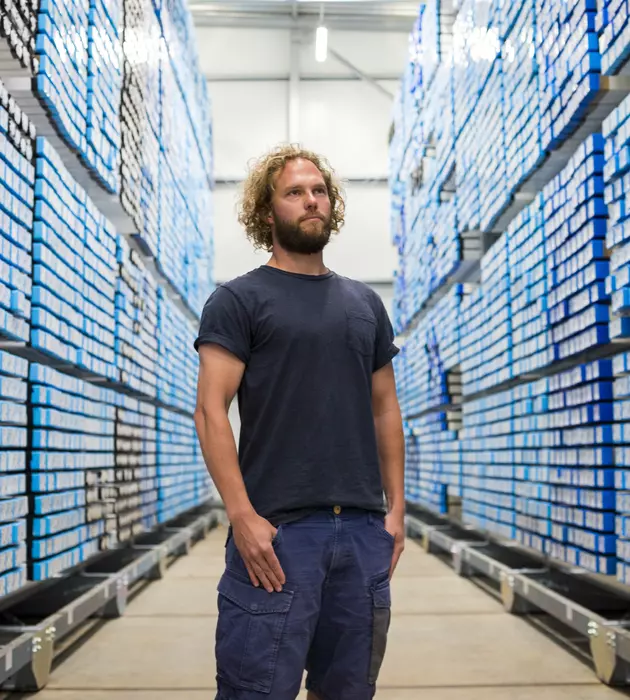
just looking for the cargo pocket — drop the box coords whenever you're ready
[215,571,294,693]
[368,579,391,684]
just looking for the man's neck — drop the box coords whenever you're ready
[267,250,329,277]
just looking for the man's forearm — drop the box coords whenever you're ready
[194,406,255,521]
[374,408,405,514]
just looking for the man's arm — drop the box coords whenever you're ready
[372,361,405,578]
[194,344,286,593]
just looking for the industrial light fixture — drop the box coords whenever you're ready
[316,25,328,62]
[315,4,327,62]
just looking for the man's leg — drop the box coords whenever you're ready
[305,512,394,700]
[215,520,330,700]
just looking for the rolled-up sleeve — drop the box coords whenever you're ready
[373,296,399,372]
[194,286,251,365]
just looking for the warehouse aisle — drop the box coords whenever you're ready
[25,528,629,699]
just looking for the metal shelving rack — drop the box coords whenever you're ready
[393,10,630,667]
[0,28,223,692]
[405,505,630,687]
[0,16,218,690]
[0,501,223,692]
[393,57,630,341]
[0,40,199,328]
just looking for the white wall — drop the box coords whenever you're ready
[209,80,289,181]
[195,25,408,285]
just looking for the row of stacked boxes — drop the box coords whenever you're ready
[119,0,212,316]
[397,284,463,511]
[0,82,33,587]
[7,0,214,315]
[391,0,630,586]
[0,0,215,596]
[0,350,28,596]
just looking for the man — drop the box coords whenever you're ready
[194,144,405,700]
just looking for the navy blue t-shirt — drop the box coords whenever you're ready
[194,265,399,525]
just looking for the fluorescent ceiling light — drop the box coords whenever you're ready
[315,25,328,61]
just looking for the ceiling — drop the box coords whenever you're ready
[188,1,420,32]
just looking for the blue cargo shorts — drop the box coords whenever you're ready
[214,508,395,700]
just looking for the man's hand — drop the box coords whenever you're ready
[384,510,405,579]
[232,511,286,593]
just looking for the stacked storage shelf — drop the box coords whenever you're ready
[156,408,212,524]
[0,0,214,603]
[615,351,630,585]
[541,361,616,575]
[392,0,630,584]
[0,351,28,596]
[405,414,457,514]
[460,388,517,541]
[35,0,89,157]
[397,286,464,513]
[599,0,630,75]
[86,0,122,194]
[157,158,188,302]
[477,59,507,232]
[413,0,441,94]
[158,0,214,199]
[459,360,617,575]
[508,194,551,377]
[544,134,610,360]
[455,100,481,233]
[115,235,157,398]
[536,0,601,152]
[0,81,33,345]
[432,64,456,190]
[511,362,616,575]
[397,286,463,417]
[460,234,512,395]
[502,1,543,195]
[389,185,408,335]
[32,138,118,381]
[157,289,197,416]
[400,64,462,320]
[451,0,494,140]
[0,0,38,74]
[114,396,157,542]
[604,94,630,340]
[119,0,161,259]
[404,186,460,320]
[29,364,116,581]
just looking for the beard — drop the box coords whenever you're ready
[272,211,332,255]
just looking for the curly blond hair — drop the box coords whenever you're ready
[238,144,346,251]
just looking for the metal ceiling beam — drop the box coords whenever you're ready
[204,72,401,81]
[327,47,394,99]
[189,1,418,32]
[214,176,389,187]
[189,1,417,14]
[191,13,415,31]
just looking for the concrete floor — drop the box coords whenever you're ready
[26,528,630,699]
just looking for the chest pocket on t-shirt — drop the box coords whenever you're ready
[346,311,377,357]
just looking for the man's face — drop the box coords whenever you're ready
[269,158,333,255]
